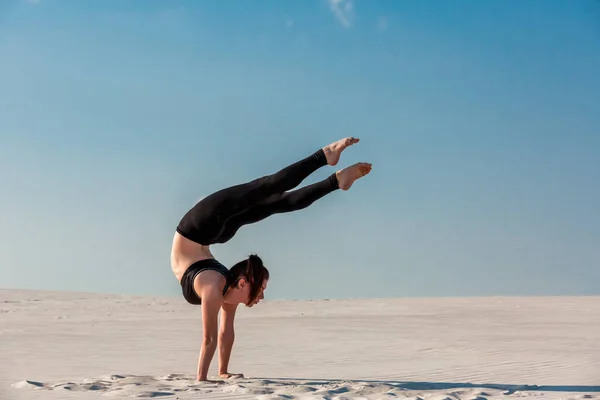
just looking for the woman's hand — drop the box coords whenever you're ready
[219,372,244,379]
[196,376,223,383]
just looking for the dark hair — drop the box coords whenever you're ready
[229,254,269,303]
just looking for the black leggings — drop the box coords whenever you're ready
[176,148,339,245]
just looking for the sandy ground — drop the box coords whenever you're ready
[1,289,599,400]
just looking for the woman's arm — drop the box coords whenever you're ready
[197,287,221,381]
[218,302,240,378]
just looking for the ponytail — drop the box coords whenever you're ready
[229,254,270,303]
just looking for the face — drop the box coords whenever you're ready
[246,279,268,307]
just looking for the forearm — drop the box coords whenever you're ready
[197,338,218,380]
[218,333,235,374]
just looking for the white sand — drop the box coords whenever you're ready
[1,289,599,400]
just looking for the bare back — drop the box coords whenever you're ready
[170,232,216,282]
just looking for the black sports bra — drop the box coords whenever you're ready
[180,259,230,305]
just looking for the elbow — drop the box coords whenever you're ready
[202,335,218,347]
[218,330,234,342]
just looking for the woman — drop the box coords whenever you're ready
[170,137,371,381]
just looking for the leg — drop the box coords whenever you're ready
[177,138,360,245]
[207,136,359,217]
[214,173,340,244]
[177,149,325,243]
[211,148,327,216]
[215,161,372,243]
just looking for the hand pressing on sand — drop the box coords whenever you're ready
[195,376,224,384]
[219,372,244,379]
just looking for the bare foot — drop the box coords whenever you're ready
[323,137,359,166]
[336,162,372,190]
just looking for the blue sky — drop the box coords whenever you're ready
[1,0,599,300]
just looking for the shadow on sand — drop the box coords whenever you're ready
[252,377,600,395]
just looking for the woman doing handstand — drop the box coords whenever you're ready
[170,137,371,381]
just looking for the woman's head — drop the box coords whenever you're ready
[228,254,269,306]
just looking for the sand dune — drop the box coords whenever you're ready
[1,289,599,399]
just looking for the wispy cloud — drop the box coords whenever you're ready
[328,0,354,28]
